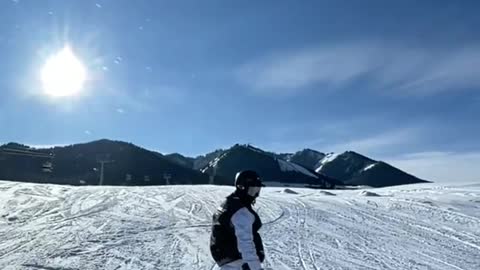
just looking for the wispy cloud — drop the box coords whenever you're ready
[237,42,480,96]
[325,127,423,156]
[84,130,92,135]
[262,116,422,154]
[386,151,480,183]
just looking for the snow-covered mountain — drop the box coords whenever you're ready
[196,146,426,188]
[278,148,326,170]
[166,150,226,171]
[1,180,478,269]
[201,144,335,187]
[316,151,429,187]
[2,140,428,188]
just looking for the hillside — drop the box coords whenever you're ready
[316,151,429,187]
[0,140,209,186]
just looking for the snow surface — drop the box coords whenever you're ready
[363,163,377,171]
[319,191,336,196]
[277,159,318,178]
[1,181,480,269]
[281,188,299,194]
[201,151,229,173]
[358,190,381,197]
[315,152,340,172]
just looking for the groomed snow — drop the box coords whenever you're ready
[1,181,479,269]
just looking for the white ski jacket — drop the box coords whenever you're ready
[220,207,262,270]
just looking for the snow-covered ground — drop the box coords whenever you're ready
[1,181,479,270]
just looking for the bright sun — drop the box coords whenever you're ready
[41,45,87,97]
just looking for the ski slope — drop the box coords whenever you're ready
[0,181,479,270]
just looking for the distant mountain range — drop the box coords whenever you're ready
[0,139,429,188]
[198,144,339,188]
[315,151,427,187]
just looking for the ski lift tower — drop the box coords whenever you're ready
[163,173,172,185]
[96,154,114,186]
[209,166,216,185]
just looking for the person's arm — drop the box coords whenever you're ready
[231,207,262,270]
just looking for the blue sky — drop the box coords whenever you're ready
[1,0,479,182]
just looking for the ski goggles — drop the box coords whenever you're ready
[247,186,262,197]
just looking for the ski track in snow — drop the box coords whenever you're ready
[0,181,480,269]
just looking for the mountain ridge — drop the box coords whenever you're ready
[1,139,430,187]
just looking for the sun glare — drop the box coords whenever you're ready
[41,45,87,97]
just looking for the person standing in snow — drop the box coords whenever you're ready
[210,170,265,270]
